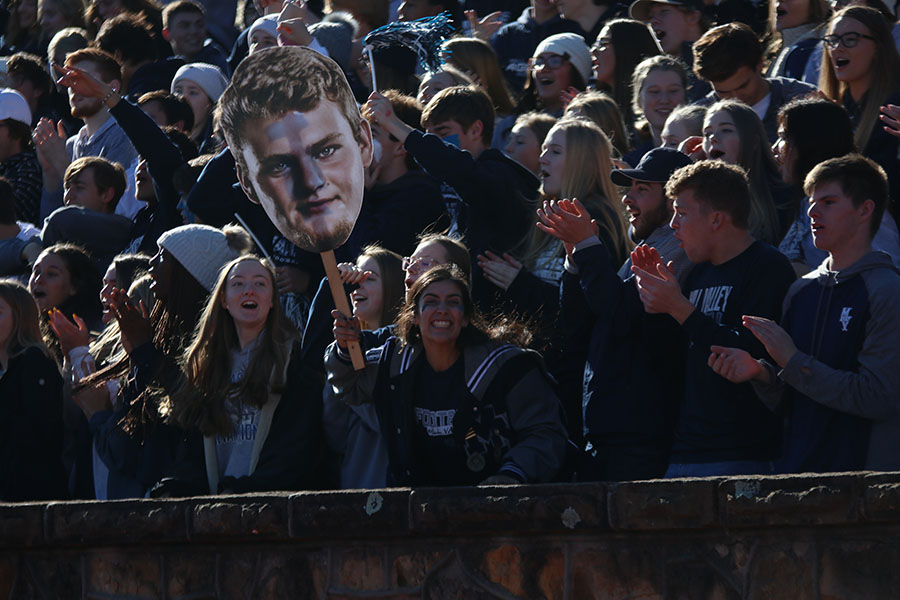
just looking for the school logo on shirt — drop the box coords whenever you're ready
[839,307,853,332]
[688,285,733,325]
[415,407,455,436]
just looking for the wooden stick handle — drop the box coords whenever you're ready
[320,250,365,371]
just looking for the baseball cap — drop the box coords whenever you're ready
[0,88,32,126]
[611,147,692,186]
[629,0,702,22]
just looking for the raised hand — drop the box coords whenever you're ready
[630,244,664,274]
[337,262,371,286]
[560,86,579,110]
[536,198,596,246]
[465,9,504,41]
[32,117,70,185]
[48,308,91,355]
[109,287,151,354]
[331,308,361,349]
[708,345,764,383]
[742,315,797,368]
[362,91,394,124]
[880,104,900,139]
[631,259,693,322]
[678,135,705,161]
[277,0,313,46]
[476,251,523,291]
[54,63,115,102]
[275,265,310,295]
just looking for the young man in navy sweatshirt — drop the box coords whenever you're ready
[632,160,795,477]
[709,154,900,473]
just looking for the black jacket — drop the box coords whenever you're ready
[0,347,68,501]
[326,337,567,486]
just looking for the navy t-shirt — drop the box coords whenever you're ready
[412,358,471,486]
[672,241,795,463]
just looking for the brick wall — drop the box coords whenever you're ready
[2,472,900,599]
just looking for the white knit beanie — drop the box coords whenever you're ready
[157,224,241,292]
[171,63,228,103]
[533,33,592,84]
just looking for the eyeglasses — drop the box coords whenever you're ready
[822,32,875,49]
[528,53,570,70]
[402,256,436,272]
[591,39,611,52]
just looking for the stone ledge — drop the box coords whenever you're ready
[2,472,900,550]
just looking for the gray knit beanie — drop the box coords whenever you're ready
[157,224,243,292]
[309,11,358,72]
[171,63,228,103]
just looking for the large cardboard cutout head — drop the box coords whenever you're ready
[219,46,373,253]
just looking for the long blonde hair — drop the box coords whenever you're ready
[521,119,630,268]
[818,6,900,151]
[173,256,298,436]
[0,279,50,360]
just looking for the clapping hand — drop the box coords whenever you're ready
[48,308,91,355]
[477,251,523,291]
[708,345,765,383]
[880,104,900,139]
[108,287,151,354]
[631,257,694,322]
[742,315,797,368]
[32,117,69,185]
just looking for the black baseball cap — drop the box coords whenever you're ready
[630,0,703,21]
[610,147,692,186]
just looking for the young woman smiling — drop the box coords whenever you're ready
[324,245,404,488]
[162,255,322,494]
[625,55,688,166]
[327,265,567,486]
[819,6,900,214]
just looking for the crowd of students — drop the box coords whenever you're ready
[1,0,900,501]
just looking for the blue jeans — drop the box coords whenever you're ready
[664,460,774,478]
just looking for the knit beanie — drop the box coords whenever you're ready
[248,14,278,41]
[309,12,358,72]
[171,63,228,103]
[533,33,592,84]
[157,224,242,292]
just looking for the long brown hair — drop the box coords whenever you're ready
[172,256,298,436]
[0,278,50,360]
[442,37,516,115]
[356,245,404,330]
[79,253,211,432]
[706,99,782,244]
[818,6,900,150]
[594,19,662,126]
